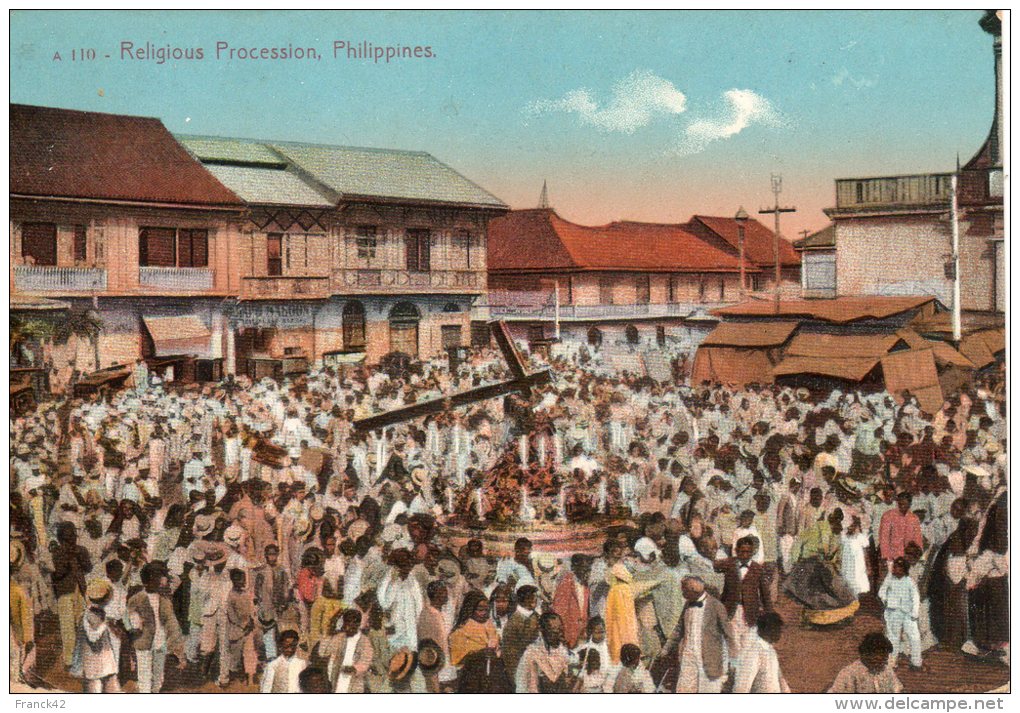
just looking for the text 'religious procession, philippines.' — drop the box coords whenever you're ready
[9,10,1007,696]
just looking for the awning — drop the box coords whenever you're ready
[10,294,70,312]
[958,334,996,369]
[692,347,775,386]
[701,321,799,348]
[881,349,944,415]
[784,332,909,359]
[896,329,975,369]
[772,355,880,381]
[143,315,212,358]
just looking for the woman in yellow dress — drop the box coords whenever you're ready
[604,563,659,664]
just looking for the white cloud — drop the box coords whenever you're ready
[674,89,782,155]
[832,67,876,89]
[526,70,687,133]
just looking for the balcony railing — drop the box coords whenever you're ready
[488,301,722,321]
[241,276,331,299]
[834,173,953,211]
[14,266,107,292]
[334,269,483,292]
[139,267,214,291]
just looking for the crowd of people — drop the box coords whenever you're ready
[9,340,1009,693]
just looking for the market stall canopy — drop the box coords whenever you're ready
[691,347,775,386]
[771,355,880,381]
[880,349,944,415]
[142,315,212,358]
[701,321,800,348]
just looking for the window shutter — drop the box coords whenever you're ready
[21,223,57,265]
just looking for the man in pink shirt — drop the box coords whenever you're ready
[878,492,923,566]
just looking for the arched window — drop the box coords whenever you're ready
[342,301,366,350]
[389,301,420,356]
[625,325,640,345]
[587,327,603,347]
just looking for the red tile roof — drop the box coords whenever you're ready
[711,295,938,324]
[10,104,242,206]
[685,215,801,267]
[487,209,746,273]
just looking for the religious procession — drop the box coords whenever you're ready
[9,334,1008,694]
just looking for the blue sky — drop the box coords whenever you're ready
[10,10,999,236]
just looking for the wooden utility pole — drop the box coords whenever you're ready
[759,174,796,312]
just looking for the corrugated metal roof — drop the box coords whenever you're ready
[701,321,800,347]
[691,347,775,386]
[201,164,334,207]
[712,296,938,324]
[10,104,242,206]
[270,141,507,208]
[178,136,285,165]
[772,355,880,381]
[785,332,909,359]
[488,209,746,273]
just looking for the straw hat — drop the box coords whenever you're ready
[86,578,113,605]
[204,546,227,566]
[417,640,444,674]
[10,541,25,568]
[410,466,428,489]
[388,648,417,683]
[193,514,216,538]
[223,524,246,548]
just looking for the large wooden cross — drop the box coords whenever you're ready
[353,320,552,433]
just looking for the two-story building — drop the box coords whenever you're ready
[681,215,801,298]
[10,104,246,389]
[177,136,507,369]
[486,208,751,352]
[10,104,508,393]
[819,11,1004,315]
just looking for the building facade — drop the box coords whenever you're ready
[822,12,1004,315]
[10,104,246,391]
[10,104,507,394]
[178,136,505,370]
[486,208,753,354]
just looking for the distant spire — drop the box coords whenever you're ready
[538,180,550,209]
[956,152,961,173]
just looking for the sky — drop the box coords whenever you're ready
[10,10,1001,238]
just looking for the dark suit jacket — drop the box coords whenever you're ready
[662,594,736,681]
[500,610,539,677]
[127,590,184,656]
[715,558,773,626]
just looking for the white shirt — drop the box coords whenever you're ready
[261,655,307,693]
[733,634,787,692]
[334,633,362,693]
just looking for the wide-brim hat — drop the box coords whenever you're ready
[204,546,227,566]
[193,514,216,537]
[388,648,417,682]
[436,556,461,578]
[417,640,444,673]
[410,466,428,489]
[964,464,991,478]
[86,577,113,605]
[224,523,246,547]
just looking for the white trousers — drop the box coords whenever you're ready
[136,648,167,693]
[85,675,121,693]
[886,614,922,666]
[779,535,795,573]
